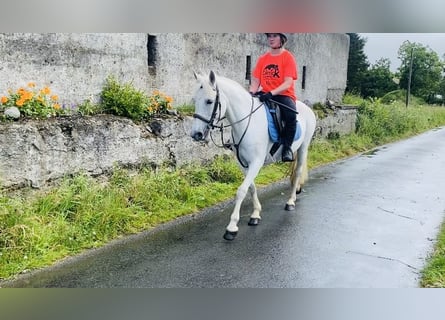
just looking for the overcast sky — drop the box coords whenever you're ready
[360,33,445,71]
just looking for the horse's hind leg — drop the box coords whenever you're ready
[247,183,262,226]
[285,146,309,211]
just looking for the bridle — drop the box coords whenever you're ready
[193,86,263,168]
[192,86,222,138]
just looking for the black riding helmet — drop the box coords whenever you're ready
[265,33,288,46]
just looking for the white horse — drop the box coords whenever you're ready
[191,71,316,240]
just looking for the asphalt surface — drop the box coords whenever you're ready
[3,127,445,288]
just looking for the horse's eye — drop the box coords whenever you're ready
[205,99,213,105]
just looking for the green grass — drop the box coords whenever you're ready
[420,222,445,287]
[0,160,244,280]
[2,99,445,285]
[175,104,195,116]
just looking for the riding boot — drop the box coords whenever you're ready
[282,145,294,162]
[282,123,297,162]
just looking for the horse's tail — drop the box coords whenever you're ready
[289,156,308,187]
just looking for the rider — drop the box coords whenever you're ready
[249,33,298,162]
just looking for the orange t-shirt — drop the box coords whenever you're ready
[252,49,298,100]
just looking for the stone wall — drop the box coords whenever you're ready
[0,33,352,190]
[0,109,356,190]
[0,115,231,189]
[315,106,358,138]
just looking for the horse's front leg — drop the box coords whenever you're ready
[224,161,262,241]
[247,182,262,226]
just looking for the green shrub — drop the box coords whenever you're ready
[99,76,175,121]
[342,93,364,105]
[100,76,150,121]
[76,99,103,116]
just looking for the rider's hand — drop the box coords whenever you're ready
[258,92,273,102]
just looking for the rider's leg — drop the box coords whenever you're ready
[273,95,297,162]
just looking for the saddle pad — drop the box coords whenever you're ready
[265,106,301,143]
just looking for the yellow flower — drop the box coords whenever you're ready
[1,96,8,104]
[51,95,58,101]
[16,99,24,107]
[53,103,61,110]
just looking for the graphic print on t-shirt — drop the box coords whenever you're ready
[263,64,280,79]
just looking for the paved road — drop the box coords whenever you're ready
[3,127,445,288]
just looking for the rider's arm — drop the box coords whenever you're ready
[249,77,260,94]
[270,76,293,96]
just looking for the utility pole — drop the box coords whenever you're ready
[405,47,414,108]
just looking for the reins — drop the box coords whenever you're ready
[193,88,264,168]
[267,98,299,114]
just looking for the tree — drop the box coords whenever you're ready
[398,41,444,102]
[360,58,398,98]
[346,33,369,94]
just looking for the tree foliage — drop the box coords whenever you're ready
[347,35,445,104]
[361,58,398,99]
[397,41,444,102]
[346,33,369,95]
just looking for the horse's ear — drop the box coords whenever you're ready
[209,70,216,86]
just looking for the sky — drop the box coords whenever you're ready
[360,33,445,72]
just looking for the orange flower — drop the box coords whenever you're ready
[16,99,25,107]
[53,104,61,110]
[1,96,8,104]
[41,87,51,95]
[50,95,58,101]
[22,91,34,101]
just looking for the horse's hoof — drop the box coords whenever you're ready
[296,187,302,194]
[248,218,260,226]
[285,203,295,211]
[223,230,238,241]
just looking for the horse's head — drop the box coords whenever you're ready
[191,70,225,142]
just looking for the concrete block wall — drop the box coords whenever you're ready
[150,33,349,105]
[0,33,349,108]
[0,33,150,107]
